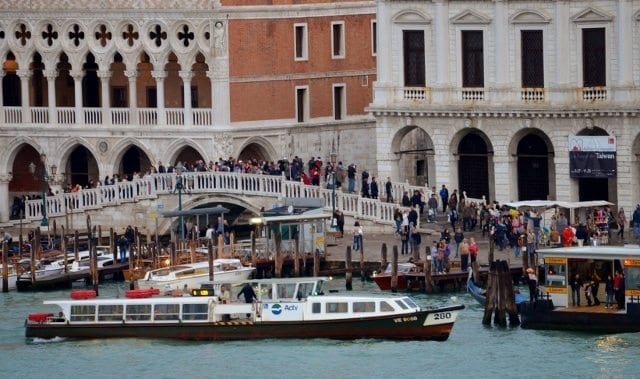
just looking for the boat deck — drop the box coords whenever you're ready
[555,305,625,314]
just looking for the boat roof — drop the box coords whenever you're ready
[201,276,331,287]
[536,245,640,260]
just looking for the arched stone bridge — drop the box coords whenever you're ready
[22,172,429,234]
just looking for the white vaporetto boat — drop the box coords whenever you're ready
[25,277,464,341]
[136,259,254,293]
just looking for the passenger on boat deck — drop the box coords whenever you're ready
[219,285,231,304]
[238,283,257,304]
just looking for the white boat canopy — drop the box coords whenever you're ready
[502,200,614,209]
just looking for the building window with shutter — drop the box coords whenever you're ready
[582,28,606,87]
[521,30,544,88]
[331,21,345,59]
[403,30,425,87]
[294,23,308,61]
[295,86,308,123]
[461,30,484,88]
[333,84,345,120]
[371,20,377,56]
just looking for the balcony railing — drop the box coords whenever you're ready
[383,85,624,107]
[1,106,215,127]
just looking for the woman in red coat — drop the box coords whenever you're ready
[561,225,574,247]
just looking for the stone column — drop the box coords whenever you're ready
[179,70,194,127]
[125,70,138,124]
[16,69,32,123]
[0,174,13,223]
[493,153,512,203]
[375,116,399,181]
[70,70,83,125]
[44,69,57,125]
[151,70,167,125]
[371,0,394,106]
[615,0,633,101]
[493,0,509,103]
[550,1,570,105]
[432,0,450,104]
[0,71,5,124]
[98,70,112,126]
[208,67,230,127]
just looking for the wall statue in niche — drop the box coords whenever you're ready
[213,21,226,57]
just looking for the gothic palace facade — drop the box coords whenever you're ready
[1,0,640,223]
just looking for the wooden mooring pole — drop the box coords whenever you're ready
[2,241,8,292]
[482,260,519,327]
[380,243,387,272]
[345,246,353,290]
[390,245,398,293]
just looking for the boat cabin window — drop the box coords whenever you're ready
[175,269,196,278]
[276,283,297,299]
[182,303,208,320]
[394,300,408,310]
[154,304,180,321]
[545,263,567,287]
[254,284,271,300]
[402,297,418,309]
[312,303,321,314]
[353,301,376,313]
[625,266,640,291]
[98,304,123,321]
[126,304,151,321]
[70,305,96,322]
[297,282,315,298]
[326,302,348,313]
[380,301,394,312]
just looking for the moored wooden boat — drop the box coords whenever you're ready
[371,263,424,291]
[25,277,464,341]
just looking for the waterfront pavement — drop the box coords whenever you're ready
[326,217,524,270]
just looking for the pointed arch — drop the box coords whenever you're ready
[237,136,278,163]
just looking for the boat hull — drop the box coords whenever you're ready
[26,305,464,342]
[372,274,423,291]
[520,300,640,333]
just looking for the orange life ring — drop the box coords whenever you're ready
[70,290,97,300]
[125,289,156,298]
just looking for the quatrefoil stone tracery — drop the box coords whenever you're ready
[123,24,139,47]
[69,24,85,47]
[16,23,31,46]
[178,24,194,47]
[150,24,166,47]
[95,24,111,47]
[42,24,58,46]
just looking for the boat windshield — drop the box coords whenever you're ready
[384,263,416,274]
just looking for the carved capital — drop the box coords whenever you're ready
[97,70,112,80]
[124,70,138,79]
[0,173,13,183]
[151,71,167,80]
[16,69,32,79]
[44,69,58,80]
[179,70,194,82]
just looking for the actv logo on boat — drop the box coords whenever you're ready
[271,304,282,315]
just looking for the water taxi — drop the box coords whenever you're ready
[521,245,640,333]
[25,277,464,341]
[371,262,424,291]
[136,259,255,293]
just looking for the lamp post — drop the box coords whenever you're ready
[330,149,337,229]
[175,162,185,240]
[28,153,56,227]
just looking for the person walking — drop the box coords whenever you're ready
[385,177,393,203]
[591,269,601,306]
[459,238,470,272]
[604,274,614,309]
[453,228,464,258]
[427,194,438,223]
[632,205,640,240]
[617,207,627,242]
[352,221,363,251]
[469,237,478,264]
[370,176,379,199]
[117,234,130,264]
[439,185,449,214]
[570,273,583,307]
[527,267,538,302]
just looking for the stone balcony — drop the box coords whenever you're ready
[2,106,213,127]
[371,84,639,114]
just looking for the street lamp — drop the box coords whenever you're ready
[28,153,56,227]
[174,162,185,240]
[330,149,337,230]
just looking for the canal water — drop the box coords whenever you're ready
[1,279,639,378]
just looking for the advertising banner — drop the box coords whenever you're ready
[568,135,617,178]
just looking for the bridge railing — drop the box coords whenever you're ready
[24,172,430,228]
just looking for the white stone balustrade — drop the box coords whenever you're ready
[24,172,432,228]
